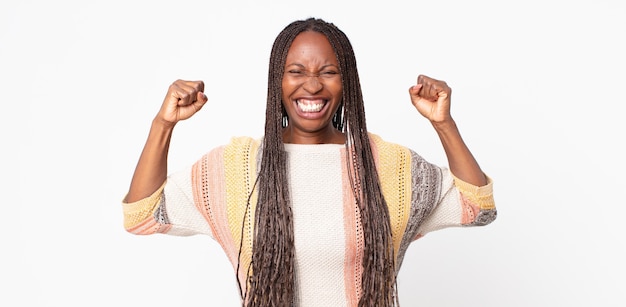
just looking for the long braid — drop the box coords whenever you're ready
[320,22,397,306]
[238,18,398,306]
[238,21,301,307]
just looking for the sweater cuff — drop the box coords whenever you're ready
[121,182,166,230]
[452,174,495,210]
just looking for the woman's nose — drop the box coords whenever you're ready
[302,75,323,94]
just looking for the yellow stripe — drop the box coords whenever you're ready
[369,134,412,256]
[223,137,259,278]
[122,182,165,230]
[452,174,495,210]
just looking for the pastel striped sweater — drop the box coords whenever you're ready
[122,133,496,306]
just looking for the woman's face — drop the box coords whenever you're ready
[281,31,344,144]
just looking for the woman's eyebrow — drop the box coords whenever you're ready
[284,63,338,69]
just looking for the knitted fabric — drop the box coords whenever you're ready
[121,133,496,306]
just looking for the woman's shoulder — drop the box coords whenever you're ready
[227,135,262,146]
[220,136,263,157]
[367,132,434,165]
[201,135,262,158]
[368,132,411,152]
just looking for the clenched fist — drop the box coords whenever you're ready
[157,79,208,126]
[408,75,452,124]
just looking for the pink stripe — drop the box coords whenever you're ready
[191,154,221,242]
[127,217,159,235]
[206,149,239,266]
[342,147,363,306]
[460,192,480,225]
[192,148,238,266]
[157,224,172,233]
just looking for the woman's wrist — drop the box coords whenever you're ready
[431,118,458,134]
[152,116,177,131]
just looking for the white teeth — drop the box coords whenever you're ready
[297,99,324,112]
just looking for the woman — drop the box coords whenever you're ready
[122,17,496,306]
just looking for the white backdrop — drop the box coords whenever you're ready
[2,0,625,306]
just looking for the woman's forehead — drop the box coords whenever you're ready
[285,31,337,64]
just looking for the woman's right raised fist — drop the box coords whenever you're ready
[157,79,208,126]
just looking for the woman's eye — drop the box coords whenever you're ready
[286,70,338,77]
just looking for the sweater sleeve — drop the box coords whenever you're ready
[121,166,214,238]
[415,168,496,238]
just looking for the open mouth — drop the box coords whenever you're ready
[296,99,327,113]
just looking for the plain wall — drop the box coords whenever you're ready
[2,0,625,306]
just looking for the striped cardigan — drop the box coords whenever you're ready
[122,133,496,306]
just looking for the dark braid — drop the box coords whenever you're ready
[238,18,397,306]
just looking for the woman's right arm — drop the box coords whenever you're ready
[125,80,207,203]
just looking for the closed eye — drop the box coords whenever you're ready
[288,70,305,75]
[320,70,339,78]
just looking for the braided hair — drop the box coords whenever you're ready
[238,17,397,306]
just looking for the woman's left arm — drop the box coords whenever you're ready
[408,74,487,186]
